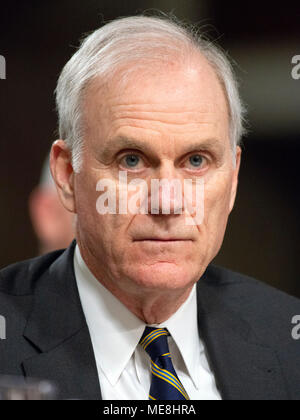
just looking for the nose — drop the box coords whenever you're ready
[149,161,184,215]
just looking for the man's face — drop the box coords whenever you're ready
[71,58,241,295]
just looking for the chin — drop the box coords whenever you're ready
[128,262,197,291]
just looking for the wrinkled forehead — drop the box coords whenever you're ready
[82,57,230,143]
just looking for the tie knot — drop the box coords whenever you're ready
[139,327,170,361]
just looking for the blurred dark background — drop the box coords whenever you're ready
[0,0,299,297]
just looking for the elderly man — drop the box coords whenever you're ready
[0,15,299,401]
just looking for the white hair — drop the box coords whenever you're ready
[55,14,247,172]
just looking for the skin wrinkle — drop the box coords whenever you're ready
[51,56,241,325]
[109,108,224,127]
[110,118,215,128]
[111,114,220,124]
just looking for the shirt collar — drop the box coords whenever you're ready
[74,245,145,386]
[74,245,202,389]
[148,284,203,389]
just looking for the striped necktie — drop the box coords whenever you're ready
[139,326,190,400]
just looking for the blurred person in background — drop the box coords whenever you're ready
[29,156,75,254]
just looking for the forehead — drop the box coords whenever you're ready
[83,57,230,146]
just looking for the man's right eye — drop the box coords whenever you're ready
[120,154,145,170]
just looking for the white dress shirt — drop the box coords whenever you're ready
[74,245,221,400]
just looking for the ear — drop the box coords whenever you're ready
[50,140,76,213]
[229,146,242,213]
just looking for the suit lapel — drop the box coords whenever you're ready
[22,241,101,400]
[22,326,101,400]
[196,277,288,400]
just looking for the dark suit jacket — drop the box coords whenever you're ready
[0,240,299,400]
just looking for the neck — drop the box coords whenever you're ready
[76,239,194,325]
[115,285,194,325]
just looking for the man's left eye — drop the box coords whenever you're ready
[186,154,207,169]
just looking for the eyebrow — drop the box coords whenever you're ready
[101,137,154,161]
[100,135,225,161]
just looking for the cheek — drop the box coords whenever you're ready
[76,171,137,237]
[202,173,233,232]
[75,178,97,220]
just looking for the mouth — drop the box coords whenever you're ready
[134,239,192,242]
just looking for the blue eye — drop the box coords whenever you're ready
[124,155,140,168]
[189,155,204,167]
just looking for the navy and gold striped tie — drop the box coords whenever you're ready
[140,326,190,400]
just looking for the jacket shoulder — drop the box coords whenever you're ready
[0,249,65,296]
[203,264,300,341]
[204,264,300,306]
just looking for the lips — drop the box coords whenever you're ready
[134,238,192,242]
[132,229,195,242]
